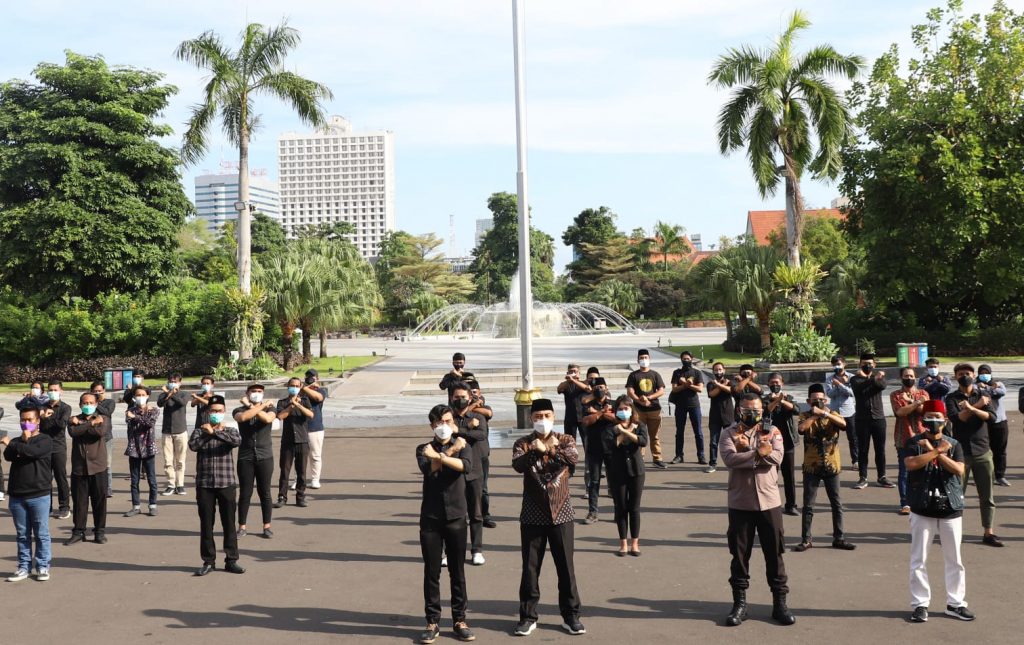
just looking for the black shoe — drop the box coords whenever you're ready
[653,460,668,469]
[420,624,440,644]
[64,533,84,546]
[237,527,247,538]
[194,563,215,577]
[296,498,308,508]
[726,589,747,626]
[910,606,928,623]
[772,593,796,625]
[792,541,812,552]
[513,620,536,636]
[582,512,598,525]
[697,458,708,465]
[482,518,497,529]
[161,486,175,496]
[945,605,975,621]
[453,621,476,642]
[94,533,108,545]
[832,539,856,550]
[273,498,286,509]
[670,455,684,464]
[175,487,187,495]
[995,477,1011,487]
[561,618,586,635]
[224,561,246,574]
[983,534,1004,547]
[877,476,896,489]
[783,506,800,516]
[262,528,274,539]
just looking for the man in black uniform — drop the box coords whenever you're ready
[763,373,800,515]
[275,378,314,508]
[451,382,489,566]
[669,351,705,464]
[705,362,734,473]
[40,380,72,519]
[65,393,110,545]
[850,353,893,490]
[439,353,474,402]
[580,378,615,524]
[234,383,278,539]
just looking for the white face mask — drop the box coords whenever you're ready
[638,359,650,369]
[248,391,264,404]
[433,423,454,442]
[533,419,554,436]
[134,396,148,407]
[31,387,42,397]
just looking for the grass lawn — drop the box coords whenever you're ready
[658,345,761,367]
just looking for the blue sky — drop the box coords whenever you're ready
[0,0,999,270]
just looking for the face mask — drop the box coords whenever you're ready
[133,396,148,407]
[714,371,725,378]
[534,419,554,436]
[433,423,453,442]
[132,376,143,385]
[957,375,973,388]
[452,398,470,410]
[287,386,300,396]
[201,384,213,393]
[47,391,61,402]
[615,409,632,421]
[249,391,264,403]
[638,359,650,369]
[20,421,38,432]
[902,377,916,388]
[923,418,944,432]
[81,404,96,416]
[769,384,782,394]
[926,367,938,377]
[209,412,225,425]
[30,387,42,397]
[681,360,692,369]
[739,410,762,427]
[595,389,608,400]
[305,376,316,385]
[978,374,991,384]
[810,400,826,409]
[860,363,872,372]
[168,381,179,390]
[833,365,844,373]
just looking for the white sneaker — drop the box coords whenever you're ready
[309,480,321,489]
[35,568,50,581]
[441,556,448,568]
[289,481,297,490]
[0,492,5,501]
[7,569,29,582]
[471,553,486,566]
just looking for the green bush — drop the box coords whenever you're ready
[762,328,839,363]
[724,325,762,354]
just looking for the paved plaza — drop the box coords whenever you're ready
[0,329,1021,643]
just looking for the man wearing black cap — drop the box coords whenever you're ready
[234,384,278,539]
[512,398,584,636]
[626,349,667,469]
[850,353,893,490]
[188,394,244,576]
[301,369,328,489]
[580,378,615,524]
[439,353,474,402]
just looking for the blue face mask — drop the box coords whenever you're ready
[288,386,300,396]
[978,374,991,384]
[209,412,225,425]
[927,367,938,377]
[615,409,631,421]
[81,404,96,416]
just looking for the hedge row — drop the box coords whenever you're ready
[0,354,219,385]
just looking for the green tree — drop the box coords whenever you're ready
[176,219,236,283]
[592,279,642,317]
[767,217,849,270]
[563,206,622,293]
[566,236,634,300]
[652,221,688,271]
[0,52,192,301]
[469,192,556,304]
[701,243,785,349]
[176,21,333,358]
[295,221,356,240]
[709,10,864,267]
[842,0,1024,326]
[628,227,654,272]
[251,212,287,255]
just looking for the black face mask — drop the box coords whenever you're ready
[769,384,782,394]
[305,376,316,385]
[958,375,974,388]
[714,371,725,379]
[681,360,692,369]
[902,377,916,388]
[923,418,945,432]
[739,410,762,427]
[810,400,826,409]
[860,363,873,372]
[833,365,844,373]
[452,398,470,410]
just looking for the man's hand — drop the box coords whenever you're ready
[1,436,10,446]
[422,444,440,460]
[978,396,991,408]
[756,436,773,457]
[734,433,750,450]
[935,439,952,455]
[70,417,81,426]
[201,423,216,435]
[530,438,548,454]
[126,411,136,420]
[449,437,467,454]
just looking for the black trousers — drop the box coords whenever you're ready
[801,472,844,542]
[278,441,308,501]
[465,476,484,554]
[727,506,789,593]
[856,416,887,479]
[481,456,491,520]
[989,420,1009,479]
[50,448,70,512]
[71,473,107,535]
[420,516,468,624]
[780,449,797,509]
[197,485,239,565]
[707,418,726,466]
[238,457,274,526]
[519,522,581,622]
[608,473,644,539]
[843,415,859,465]
[585,439,604,515]
[674,406,704,460]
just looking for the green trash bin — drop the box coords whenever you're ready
[896,343,910,368]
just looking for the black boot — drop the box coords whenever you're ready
[772,592,796,625]
[726,589,747,626]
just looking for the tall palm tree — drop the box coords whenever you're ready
[592,279,642,317]
[176,21,333,358]
[652,221,687,271]
[708,10,863,267]
[254,252,325,370]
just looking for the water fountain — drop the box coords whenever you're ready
[409,268,641,338]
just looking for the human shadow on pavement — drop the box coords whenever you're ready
[54,556,195,574]
[246,549,422,564]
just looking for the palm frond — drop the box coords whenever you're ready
[256,71,333,126]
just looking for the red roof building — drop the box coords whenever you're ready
[745,208,844,246]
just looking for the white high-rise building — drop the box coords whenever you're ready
[474,218,493,250]
[278,116,396,259]
[194,173,281,234]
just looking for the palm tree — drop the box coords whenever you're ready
[176,21,333,358]
[703,244,784,349]
[708,10,863,267]
[652,221,688,271]
[592,279,642,317]
[254,252,324,370]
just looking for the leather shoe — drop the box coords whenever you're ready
[224,561,246,574]
[792,541,812,552]
[64,534,85,546]
[194,563,215,577]
[296,498,308,508]
[783,506,800,516]
[983,534,1004,547]
[273,498,286,509]
[482,518,497,528]
[832,539,856,550]
[94,533,108,545]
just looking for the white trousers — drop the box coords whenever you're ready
[306,431,324,483]
[909,512,967,609]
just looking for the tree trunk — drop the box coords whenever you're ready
[758,312,771,350]
[319,329,328,358]
[238,125,253,359]
[739,307,751,328]
[281,323,294,371]
[783,156,804,269]
[300,319,313,364]
[723,309,733,341]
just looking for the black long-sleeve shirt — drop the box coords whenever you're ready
[417,440,472,521]
[454,411,488,481]
[157,389,191,434]
[851,370,887,419]
[39,401,72,450]
[4,434,54,498]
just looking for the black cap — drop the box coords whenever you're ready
[808,383,826,395]
[592,377,607,387]
[305,368,318,378]
[208,395,226,407]
[531,398,554,413]
[586,366,600,376]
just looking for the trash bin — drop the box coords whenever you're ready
[896,343,910,368]
[104,367,134,392]
[897,343,928,368]
[914,343,929,366]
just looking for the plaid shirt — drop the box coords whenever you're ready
[188,425,241,488]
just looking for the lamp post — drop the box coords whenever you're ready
[512,0,538,428]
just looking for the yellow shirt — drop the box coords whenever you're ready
[799,412,842,476]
